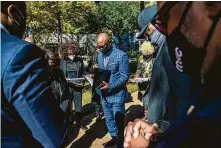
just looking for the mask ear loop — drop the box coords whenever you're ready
[151,2,178,35]
[203,10,221,51]
[13,17,21,27]
[7,5,25,27]
[200,10,221,84]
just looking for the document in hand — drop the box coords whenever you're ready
[66,78,85,87]
[134,78,150,83]
[93,68,111,89]
[84,75,94,87]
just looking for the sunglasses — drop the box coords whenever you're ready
[97,44,108,50]
[150,2,178,35]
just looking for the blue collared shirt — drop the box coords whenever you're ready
[0,23,10,34]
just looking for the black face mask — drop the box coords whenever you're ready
[167,2,221,80]
[101,44,111,55]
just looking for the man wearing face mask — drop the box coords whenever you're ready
[1,2,68,147]
[124,1,221,148]
[59,41,88,130]
[96,33,129,148]
[137,4,168,123]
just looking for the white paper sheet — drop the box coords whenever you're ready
[134,78,150,83]
[84,75,94,87]
[66,78,85,86]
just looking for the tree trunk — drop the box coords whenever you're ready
[140,1,145,12]
[57,13,62,44]
[76,34,80,43]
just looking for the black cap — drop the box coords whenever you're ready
[137,4,157,39]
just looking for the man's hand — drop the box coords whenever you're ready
[124,119,159,148]
[100,81,110,90]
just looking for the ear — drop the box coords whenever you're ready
[206,2,221,19]
[7,5,17,18]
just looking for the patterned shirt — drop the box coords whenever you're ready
[136,55,154,79]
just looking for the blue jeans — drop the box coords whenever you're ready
[72,91,82,112]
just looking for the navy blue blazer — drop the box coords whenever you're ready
[98,46,129,103]
[1,29,66,148]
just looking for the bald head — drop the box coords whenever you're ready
[97,33,111,53]
[97,33,110,45]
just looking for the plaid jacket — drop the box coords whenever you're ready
[98,46,129,103]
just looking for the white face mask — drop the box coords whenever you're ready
[68,55,75,60]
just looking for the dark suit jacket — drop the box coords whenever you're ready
[1,29,66,148]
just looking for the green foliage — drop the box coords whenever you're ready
[96,1,140,34]
[26,1,97,45]
[26,1,155,45]
[145,1,157,7]
[127,83,138,94]
[83,87,92,105]
[127,50,140,58]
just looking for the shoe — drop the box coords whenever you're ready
[76,122,88,130]
[102,137,117,147]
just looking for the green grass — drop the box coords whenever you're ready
[82,87,92,106]
[82,82,138,106]
[127,82,138,94]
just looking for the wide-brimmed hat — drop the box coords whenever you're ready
[137,4,157,39]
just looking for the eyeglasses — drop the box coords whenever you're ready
[150,2,178,35]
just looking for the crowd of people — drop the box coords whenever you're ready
[1,1,221,148]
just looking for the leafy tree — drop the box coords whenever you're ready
[26,1,157,46]
[95,1,140,34]
[26,1,96,45]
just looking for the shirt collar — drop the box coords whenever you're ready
[0,23,10,34]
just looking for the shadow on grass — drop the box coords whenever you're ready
[70,102,107,148]
[70,114,108,148]
[69,103,143,148]
[125,92,134,103]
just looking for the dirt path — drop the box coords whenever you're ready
[67,91,144,148]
